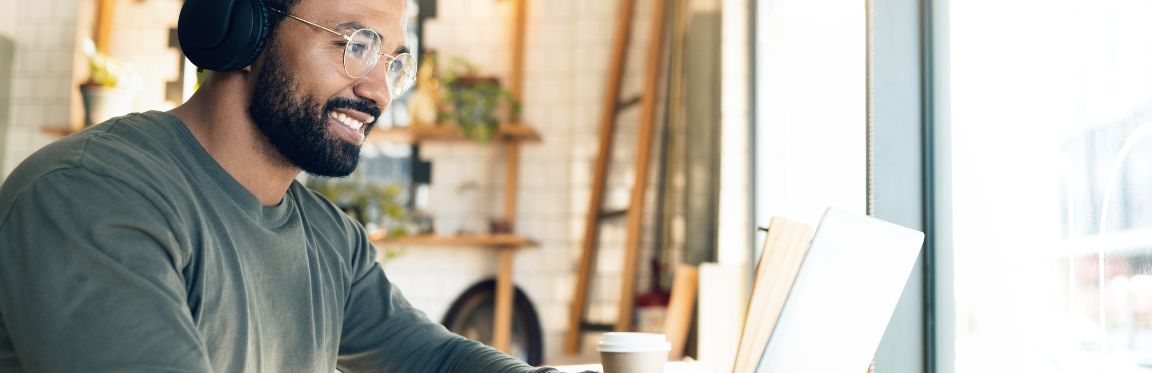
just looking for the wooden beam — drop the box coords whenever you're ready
[509,0,528,111]
[491,0,528,355]
[504,142,521,224]
[664,265,699,360]
[565,0,639,355]
[615,0,668,333]
[94,0,117,53]
[491,247,517,352]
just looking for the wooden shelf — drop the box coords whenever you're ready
[41,126,84,137]
[367,123,542,144]
[370,233,538,248]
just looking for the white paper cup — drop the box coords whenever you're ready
[597,332,671,373]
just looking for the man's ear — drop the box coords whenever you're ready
[242,49,267,73]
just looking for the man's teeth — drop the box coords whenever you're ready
[330,112,365,131]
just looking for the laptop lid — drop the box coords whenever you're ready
[756,207,925,372]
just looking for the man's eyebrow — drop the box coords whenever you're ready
[334,22,410,53]
[334,22,370,32]
[331,21,409,54]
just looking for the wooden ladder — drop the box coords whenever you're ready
[564,0,670,354]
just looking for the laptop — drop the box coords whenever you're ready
[756,207,924,372]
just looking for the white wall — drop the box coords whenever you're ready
[378,0,628,360]
[0,0,182,178]
[753,0,868,229]
[100,0,184,113]
[0,0,15,37]
[717,0,751,266]
[2,0,79,177]
[0,2,13,173]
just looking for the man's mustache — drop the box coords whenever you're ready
[324,97,382,122]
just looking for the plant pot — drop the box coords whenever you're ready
[79,84,135,127]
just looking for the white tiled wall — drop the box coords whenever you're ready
[0,0,14,37]
[0,0,182,178]
[379,0,665,362]
[100,0,184,113]
[1,0,78,177]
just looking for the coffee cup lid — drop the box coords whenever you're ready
[597,332,671,353]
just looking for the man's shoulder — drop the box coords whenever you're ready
[16,111,185,173]
[0,112,192,218]
[72,111,190,170]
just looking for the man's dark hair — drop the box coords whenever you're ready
[266,0,304,34]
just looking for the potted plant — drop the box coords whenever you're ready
[79,39,139,127]
[439,57,520,142]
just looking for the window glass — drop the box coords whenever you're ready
[948,0,1152,371]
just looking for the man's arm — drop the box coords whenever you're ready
[335,228,557,373]
[0,169,211,372]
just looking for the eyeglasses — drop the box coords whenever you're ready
[270,8,417,97]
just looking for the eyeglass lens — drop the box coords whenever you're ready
[343,29,417,97]
[385,53,417,97]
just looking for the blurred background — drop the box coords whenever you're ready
[3,0,1152,372]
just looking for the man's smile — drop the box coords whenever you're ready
[328,110,375,131]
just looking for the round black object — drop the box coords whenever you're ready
[441,279,544,366]
[178,0,272,71]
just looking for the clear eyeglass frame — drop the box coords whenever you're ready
[269,8,417,97]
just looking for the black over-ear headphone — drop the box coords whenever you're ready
[178,0,272,71]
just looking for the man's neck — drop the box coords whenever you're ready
[169,74,300,206]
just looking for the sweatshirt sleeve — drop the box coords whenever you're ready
[335,228,558,373]
[0,168,211,372]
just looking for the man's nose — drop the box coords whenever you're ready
[351,71,393,111]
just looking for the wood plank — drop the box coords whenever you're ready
[367,123,541,144]
[615,0,668,333]
[488,0,526,355]
[492,248,517,352]
[731,217,814,373]
[664,265,698,360]
[504,142,521,224]
[565,0,639,355]
[40,126,81,137]
[94,0,117,53]
[371,233,537,248]
[509,0,527,110]
[503,0,526,226]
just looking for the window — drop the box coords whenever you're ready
[946,0,1152,371]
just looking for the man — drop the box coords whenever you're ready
[0,0,556,371]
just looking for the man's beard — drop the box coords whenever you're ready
[248,47,381,178]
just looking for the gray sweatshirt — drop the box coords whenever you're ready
[0,111,555,373]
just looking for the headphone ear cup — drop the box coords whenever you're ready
[242,1,272,69]
[179,0,272,72]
